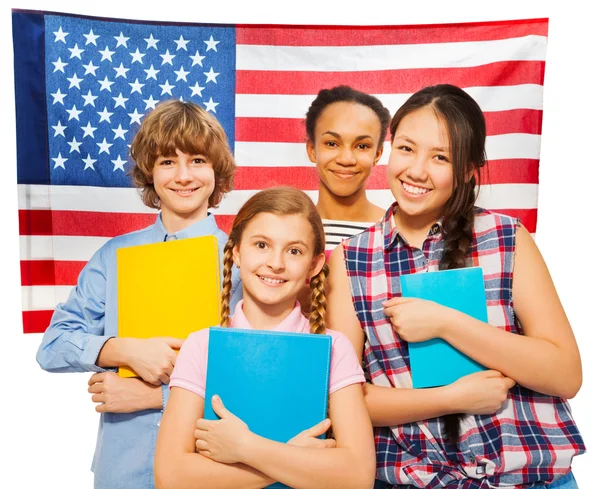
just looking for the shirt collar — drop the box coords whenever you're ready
[230,300,308,334]
[382,202,445,250]
[151,212,219,242]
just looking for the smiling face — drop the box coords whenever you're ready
[152,148,215,230]
[387,106,454,226]
[306,101,383,199]
[232,212,325,316]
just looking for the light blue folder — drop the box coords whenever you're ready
[205,327,332,489]
[400,267,488,388]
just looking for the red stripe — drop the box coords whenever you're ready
[214,215,235,235]
[235,110,542,144]
[20,260,86,286]
[22,310,54,334]
[236,61,546,95]
[491,208,537,233]
[236,19,548,46]
[19,210,157,237]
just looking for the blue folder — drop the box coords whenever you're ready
[205,327,332,488]
[399,267,488,388]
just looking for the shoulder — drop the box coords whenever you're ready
[98,223,157,254]
[325,328,357,355]
[473,207,521,235]
[183,328,212,351]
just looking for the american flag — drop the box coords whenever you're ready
[12,10,547,334]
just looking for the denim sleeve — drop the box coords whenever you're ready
[36,246,115,373]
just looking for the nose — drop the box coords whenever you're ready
[266,250,285,272]
[336,146,357,167]
[174,162,193,183]
[405,153,428,182]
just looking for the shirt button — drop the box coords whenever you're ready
[432,224,440,234]
[469,455,475,464]
[157,421,161,427]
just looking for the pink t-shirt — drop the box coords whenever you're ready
[170,300,365,398]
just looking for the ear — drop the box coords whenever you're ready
[466,167,476,183]
[308,252,326,280]
[373,145,384,167]
[232,244,241,268]
[306,140,317,164]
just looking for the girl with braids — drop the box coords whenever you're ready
[327,84,585,488]
[305,85,391,258]
[156,187,375,489]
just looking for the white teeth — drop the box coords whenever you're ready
[402,182,430,195]
[173,189,196,195]
[259,276,285,284]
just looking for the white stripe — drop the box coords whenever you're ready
[237,35,547,71]
[20,235,110,261]
[235,134,540,167]
[236,85,543,118]
[22,286,72,311]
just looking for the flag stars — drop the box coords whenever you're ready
[144,64,160,80]
[204,97,219,113]
[68,43,85,59]
[159,80,175,96]
[129,78,145,94]
[83,29,100,46]
[52,120,67,137]
[81,121,98,138]
[112,155,127,172]
[83,60,100,76]
[97,138,113,154]
[204,35,220,52]
[189,82,205,98]
[174,66,190,82]
[114,32,130,48]
[204,67,219,84]
[98,76,115,92]
[67,73,83,89]
[128,108,144,125]
[66,105,83,121]
[52,153,68,169]
[143,95,159,110]
[51,88,67,105]
[99,46,115,62]
[82,154,97,170]
[113,93,129,109]
[190,51,206,67]
[52,57,68,73]
[98,107,114,123]
[112,124,128,140]
[114,62,130,79]
[160,49,176,65]
[130,48,146,64]
[145,33,159,50]
[82,90,98,107]
[67,136,83,153]
[53,27,68,43]
[174,35,190,51]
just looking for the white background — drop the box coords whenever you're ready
[0,1,597,488]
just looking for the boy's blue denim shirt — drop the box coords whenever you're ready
[36,213,242,489]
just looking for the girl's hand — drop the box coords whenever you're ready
[287,418,336,449]
[87,372,162,412]
[382,297,452,342]
[446,370,516,415]
[194,395,253,464]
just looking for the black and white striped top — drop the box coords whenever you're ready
[322,218,375,256]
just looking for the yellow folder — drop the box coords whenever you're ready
[116,235,221,377]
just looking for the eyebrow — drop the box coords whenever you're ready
[250,235,309,247]
[322,131,374,141]
[394,135,449,153]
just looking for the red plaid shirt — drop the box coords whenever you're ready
[343,203,585,489]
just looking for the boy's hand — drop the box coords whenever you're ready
[87,372,162,413]
[287,419,336,449]
[123,337,184,385]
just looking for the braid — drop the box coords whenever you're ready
[220,239,235,327]
[308,264,328,335]
[439,181,476,446]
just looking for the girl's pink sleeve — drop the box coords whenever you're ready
[327,330,366,394]
[169,329,210,398]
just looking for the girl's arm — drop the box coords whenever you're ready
[198,385,375,489]
[326,245,513,427]
[154,387,275,489]
[434,225,582,398]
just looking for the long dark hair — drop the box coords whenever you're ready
[390,84,487,446]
